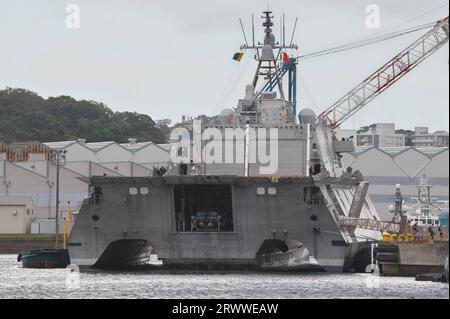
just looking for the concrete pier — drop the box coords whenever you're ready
[378,241,448,277]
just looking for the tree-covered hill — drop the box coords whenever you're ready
[0,88,166,144]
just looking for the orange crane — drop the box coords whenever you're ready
[318,16,449,129]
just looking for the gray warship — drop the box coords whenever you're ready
[68,12,448,271]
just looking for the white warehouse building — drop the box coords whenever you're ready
[0,140,448,233]
[0,140,171,233]
[342,146,449,218]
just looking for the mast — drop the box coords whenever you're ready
[237,11,299,124]
[412,175,434,217]
[55,159,60,248]
[54,150,67,248]
[240,11,297,92]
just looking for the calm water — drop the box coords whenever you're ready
[0,255,448,299]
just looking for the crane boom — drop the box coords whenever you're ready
[319,16,449,129]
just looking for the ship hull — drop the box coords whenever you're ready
[19,249,70,269]
[68,176,366,272]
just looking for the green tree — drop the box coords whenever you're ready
[0,88,167,144]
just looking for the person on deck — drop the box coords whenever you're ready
[429,226,435,241]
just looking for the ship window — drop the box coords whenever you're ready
[312,164,322,175]
[129,187,138,195]
[256,187,266,195]
[174,184,233,232]
[89,186,103,205]
[268,187,277,195]
[140,187,149,195]
[304,187,323,205]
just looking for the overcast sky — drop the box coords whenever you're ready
[0,0,448,131]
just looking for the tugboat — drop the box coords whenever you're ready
[18,249,70,269]
[18,151,71,269]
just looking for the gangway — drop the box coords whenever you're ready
[337,216,401,234]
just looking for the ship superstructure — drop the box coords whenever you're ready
[406,175,448,227]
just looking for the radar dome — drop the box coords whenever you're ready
[298,108,316,124]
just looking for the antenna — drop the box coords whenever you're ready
[279,15,282,45]
[283,13,286,46]
[239,18,249,47]
[252,13,255,47]
[289,17,298,46]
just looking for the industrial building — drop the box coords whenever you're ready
[0,196,34,234]
[0,140,170,233]
[411,127,449,148]
[341,146,449,217]
[356,123,406,147]
[0,137,448,233]
[337,125,450,148]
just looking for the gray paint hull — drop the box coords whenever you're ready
[68,176,358,271]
